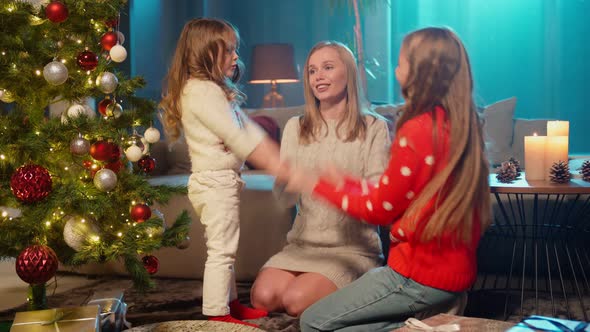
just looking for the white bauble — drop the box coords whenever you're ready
[18,0,49,10]
[109,45,127,63]
[49,96,95,119]
[144,127,161,143]
[0,206,22,218]
[125,145,143,162]
[61,103,96,124]
[63,216,100,251]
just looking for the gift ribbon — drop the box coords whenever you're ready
[404,318,461,331]
[12,310,97,332]
[87,296,132,329]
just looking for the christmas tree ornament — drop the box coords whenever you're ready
[90,140,111,161]
[76,49,98,71]
[109,44,127,63]
[100,31,118,51]
[105,159,123,173]
[116,31,125,45]
[10,164,52,203]
[105,17,118,28]
[549,160,571,183]
[70,133,90,155]
[142,255,159,275]
[98,96,113,116]
[93,168,117,192]
[106,102,123,118]
[61,103,95,124]
[496,161,518,183]
[144,127,161,143]
[15,245,58,284]
[138,155,156,174]
[43,60,68,85]
[0,89,15,103]
[0,206,22,219]
[45,1,68,23]
[63,216,100,251]
[96,72,118,94]
[177,236,191,250]
[125,145,143,162]
[580,160,590,182]
[108,143,121,162]
[141,137,150,154]
[126,134,145,152]
[19,0,50,10]
[130,203,151,222]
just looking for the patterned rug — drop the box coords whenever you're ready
[0,275,299,332]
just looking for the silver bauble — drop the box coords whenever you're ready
[96,72,118,94]
[144,127,161,143]
[116,31,125,45]
[63,216,100,251]
[109,44,127,63]
[93,168,117,192]
[70,134,90,155]
[43,61,68,85]
[146,210,166,237]
[177,236,191,250]
[0,89,14,103]
[106,102,123,118]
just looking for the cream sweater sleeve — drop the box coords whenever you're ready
[365,117,391,182]
[184,80,265,160]
[273,117,300,207]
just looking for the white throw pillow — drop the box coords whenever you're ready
[482,97,517,166]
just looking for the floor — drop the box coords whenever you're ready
[0,259,95,312]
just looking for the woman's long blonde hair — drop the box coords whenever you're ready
[300,41,378,144]
[397,27,491,243]
[159,18,245,141]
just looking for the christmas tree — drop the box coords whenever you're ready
[0,0,191,308]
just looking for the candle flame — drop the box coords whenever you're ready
[533,132,538,136]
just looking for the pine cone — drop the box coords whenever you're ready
[549,160,571,183]
[496,161,518,183]
[580,160,590,182]
[508,157,522,176]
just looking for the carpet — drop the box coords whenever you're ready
[0,274,299,332]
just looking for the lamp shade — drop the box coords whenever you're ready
[249,43,299,84]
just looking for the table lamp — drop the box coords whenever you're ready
[249,43,299,108]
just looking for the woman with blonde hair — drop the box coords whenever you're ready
[250,41,390,317]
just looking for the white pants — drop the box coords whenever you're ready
[188,170,244,316]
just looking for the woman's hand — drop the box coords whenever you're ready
[319,163,347,190]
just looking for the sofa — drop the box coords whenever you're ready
[70,97,552,282]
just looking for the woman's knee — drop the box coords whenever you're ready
[250,282,281,310]
[282,288,312,317]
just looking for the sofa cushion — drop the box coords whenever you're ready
[482,97,517,166]
[246,105,304,136]
[373,103,403,139]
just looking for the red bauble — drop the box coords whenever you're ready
[142,255,159,275]
[45,1,68,23]
[137,156,156,174]
[130,203,151,223]
[105,160,123,173]
[100,31,118,51]
[76,50,98,71]
[108,143,121,162]
[98,97,113,116]
[90,140,111,161]
[10,164,52,203]
[15,245,59,284]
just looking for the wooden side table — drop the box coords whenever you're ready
[474,174,590,320]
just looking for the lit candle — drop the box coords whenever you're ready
[524,133,546,181]
[547,121,569,137]
[545,136,569,180]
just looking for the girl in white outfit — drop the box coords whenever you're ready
[159,18,280,328]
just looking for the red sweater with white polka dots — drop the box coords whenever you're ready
[313,106,481,292]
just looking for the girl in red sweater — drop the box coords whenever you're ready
[284,27,491,331]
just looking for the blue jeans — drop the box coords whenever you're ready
[300,266,458,332]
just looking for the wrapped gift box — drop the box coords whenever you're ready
[10,305,99,332]
[507,315,589,331]
[394,313,515,332]
[86,290,131,332]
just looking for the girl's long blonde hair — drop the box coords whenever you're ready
[159,18,245,141]
[300,41,378,144]
[397,27,491,243]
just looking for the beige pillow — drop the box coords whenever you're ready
[482,97,517,166]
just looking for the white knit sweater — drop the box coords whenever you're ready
[180,79,265,172]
